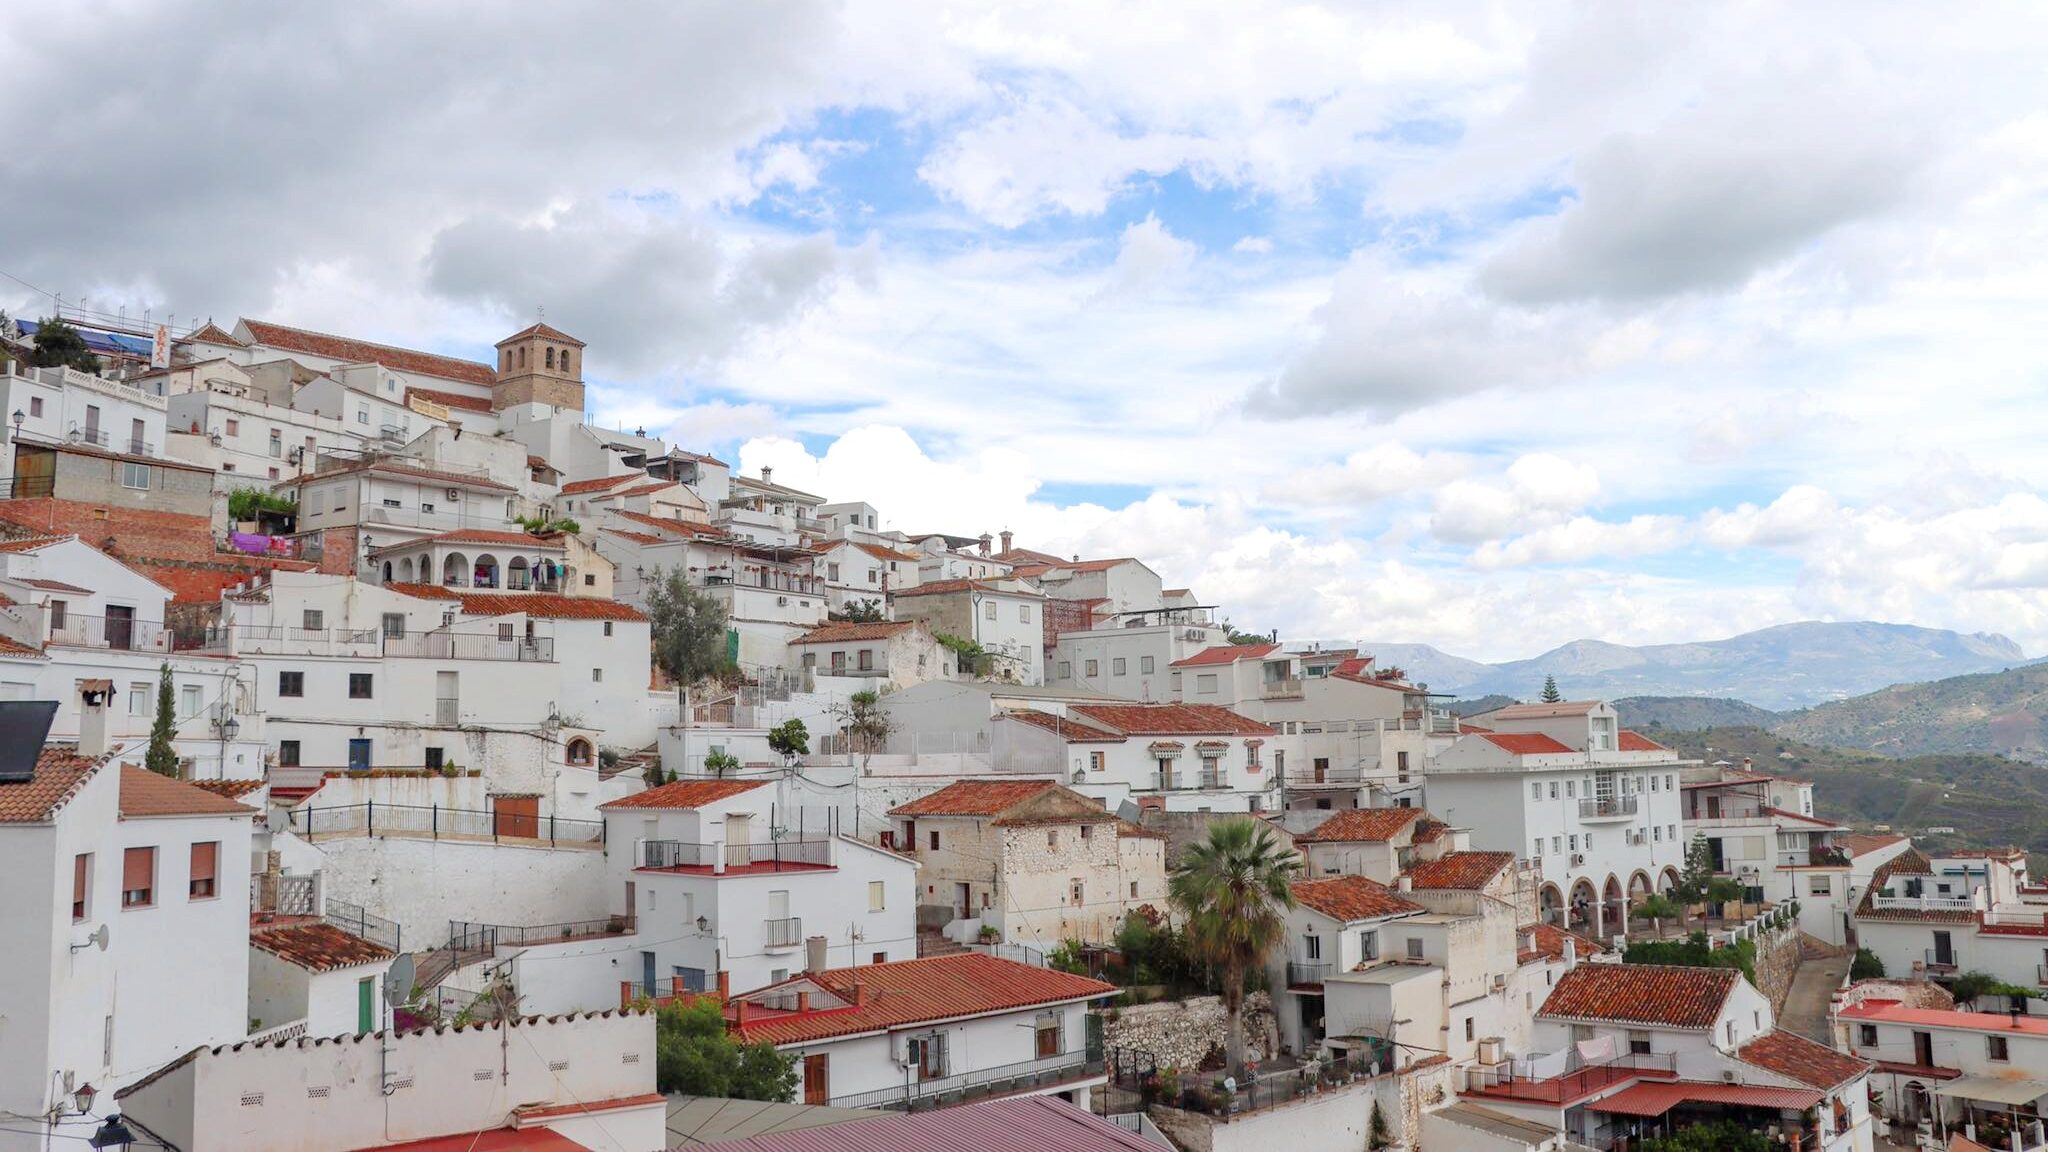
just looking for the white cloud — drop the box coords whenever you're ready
[1702,486,1840,550]
[1232,236,1274,255]
[1103,213,1198,296]
[1264,442,1468,507]
[1470,514,1689,569]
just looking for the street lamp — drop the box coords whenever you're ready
[72,1083,96,1115]
[217,715,240,741]
[87,1113,134,1149]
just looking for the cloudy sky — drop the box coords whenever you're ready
[8,2,2048,659]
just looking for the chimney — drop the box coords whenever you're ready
[978,533,992,556]
[78,679,113,759]
[716,970,730,1000]
[735,999,749,1026]
[999,529,1013,554]
[851,983,866,1005]
[760,466,773,485]
[1563,938,1578,968]
[1395,875,1413,892]
[797,991,811,1013]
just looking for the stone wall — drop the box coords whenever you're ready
[1139,809,1300,867]
[1105,992,1275,1072]
[1754,922,1804,1014]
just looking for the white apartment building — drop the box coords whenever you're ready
[813,537,922,612]
[911,533,1016,583]
[1680,763,1861,946]
[1853,847,2048,992]
[1465,962,1874,1152]
[1048,619,1229,703]
[164,373,362,484]
[0,694,256,1152]
[1423,703,1689,941]
[719,467,828,546]
[789,619,952,692]
[599,778,918,995]
[0,362,169,493]
[890,578,1044,685]
[886,779,1169,949]
[113,1010,664,1152]
[993,701,1280,813]
[287,456,524,546]
[1839,989,2048,1135]
[1028,556,1165,614]
[1269,873,1426,1053]
[729,952,1116,1111]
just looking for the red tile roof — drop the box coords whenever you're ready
[1405,850,1515,891]
[499,322,586,347]
[0,634,44,658]
[1295,807,1427,843]
[422,528,563,548]
[189,778,267,799]
[609,510,727,539]
[1617,729,1668,752]
[1764,806,1841,828]
[0,534,68,553]
[854,542,922,563]
[181,322,246,348]
[1001,709,1126,743]
[601,528,666,546]
[792,620,917,644]
[1520,922,1608,963]
[888,780,1059,817]
[560,474,641,495]
[1539,964,1738,1029]
[600,778,769,810]
[1737,1028,1870,1090]
[1839,833,1907,856]
[1170,642,1279,667]
[241,318,498,386]
[451,591,646,621]
[1477,732,1576,755]
[299,459,515,492]
[250,921,396,972]
[683,1094,1157,1152]
[119,766,258,818]
[993,546,1068,566]
[1066,702,1272,737]
[404,385,494,413]
[1588,1080,1820,1118]
[1291,875,1424,922]
[892,578,1027,599]
[732,953,1116,1046]
[1059,557,1142,573]
[0,743,106,823]
[383,582,462,600]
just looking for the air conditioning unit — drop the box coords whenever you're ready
[1185,629,1205,641]
[1571,853,1587,867]
[1721,1070,1740,1084]
[445,488,461,501]
[776,596,789,606]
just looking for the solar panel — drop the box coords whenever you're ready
[0,700,58,783]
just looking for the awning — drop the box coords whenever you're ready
[1589,1081,1822,1117]
[1934,1076,2048,1107]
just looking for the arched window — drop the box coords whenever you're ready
[566,738,593,766]
[545,347,556,370]
[518,347,527,369]
[559,350,571,376]
[381,560,393,582]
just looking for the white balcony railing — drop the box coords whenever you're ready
[1873,894,1978,913]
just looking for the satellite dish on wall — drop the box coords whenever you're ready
[265,807,290,835]
[385,954,416,1009]
[92,924,110,952]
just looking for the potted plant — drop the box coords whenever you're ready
[978,924,1000,943]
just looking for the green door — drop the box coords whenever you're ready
[357,977,376,1033]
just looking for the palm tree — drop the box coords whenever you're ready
[1169,819,1300,1079]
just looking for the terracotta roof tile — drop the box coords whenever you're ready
[0,742,106,823]
[854,542,922,563]
[189,778,267,799]
[499,322,585,347]
[892,578,1028,599]
[1738,1028,1870,1090]
[0,534,69,553]
[609,510,727,539]
[1170,643,1279,667]
[0,634,44,658]
[1520,922,1608,962]
[1539,964,1738,1029]
[181,322,246,348]
[732,953,1116,1046]
[670,1094,1156,1152]
[1618,729,1668,752]
[250,921,395,972]
[1059,557,1142,573]
[1291,875,1424,922]
[1296,808,1427,844]
[384,528,562,549]
[119,766,258,818]
[1001,709,1126,743]
[561,474,642,495]
[1066,702,1271,737]
[792,620,918,644]
[298,459,515,493]
[889,780,1059,817]
[1405,850,1515,891]
[404,385,493,414]
[1477,732,1576,755]
[601,528,666,546]
[600,778,769,810]
[452,591,646,621]
[241,318,497,386]
[383,582,461,600]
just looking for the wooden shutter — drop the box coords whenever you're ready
[190,841,218,896]
[122,846,154,904]
[72,854,88,920]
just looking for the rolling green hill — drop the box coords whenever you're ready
[1617,696,1780,731]
[1773,663,2048,762]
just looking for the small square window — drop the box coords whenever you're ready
[1990,1035,2010,1061]
[278,740,300,767]
[1857,1024,1878,1047]
[29,396,43,417]
[603,621,613,637]
[498,623,514,642]
[592,668,603,682]
[1405,938,1424,960]
[584,573,596,586]
[278,671,304,697]
[348,673,373,699]
[303,609,324,631]
[121,846,155,908]
[1112,658,1126,676]
[1140,656,1154,673]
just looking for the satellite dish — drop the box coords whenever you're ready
[265,807,290,835]
[385,954,416,1009]
[92,924,110,952]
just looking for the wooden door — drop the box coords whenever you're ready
[803,1053,830,1105]
[493,795,539,838]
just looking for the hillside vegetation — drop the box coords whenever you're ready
[1617,696,1781,731]
[1660,727,2048,854]
[1774,663,2048,762]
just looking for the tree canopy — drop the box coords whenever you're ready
[145,663,180,777]
[1169,819,1299,1076]
[647,569,730,693]
[654,998,796,1101]
[1642,1120,1770,1151]
[27,316,101,373]
[1539,674,1563,703]
[767,719,809,762]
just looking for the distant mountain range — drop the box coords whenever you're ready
[1774,663,2048,763]
[1364,621,2027,711]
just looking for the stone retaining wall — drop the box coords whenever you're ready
[1105,993,1275,1072]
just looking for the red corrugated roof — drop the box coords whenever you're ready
[1067,702,1271,736]
[1291,875,1423,923]
[1587,1080,1822,1117]
[241,318,498,386]
[1478,732,1575,755]
[1737,1028,1870,1089]
[600,779,768,810]
[792,620,917,644]
[561,474,641,495]
[686,1095,1156,1152]
[1296,807,1427,843]
[1001,709,1126,743]
[1540,964,1738,1029]
[1617,729,1668,752]
[888,779,1059,817]
[732,953,1116,1046]
[1170,642,1278,667]
[452,591,646,621]
[369,1128,590,1152]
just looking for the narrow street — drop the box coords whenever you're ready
[1779,953,1852,1043]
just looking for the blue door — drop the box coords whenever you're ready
[347,739,371,772]
[675,966,707,993]
[642,951,658,997]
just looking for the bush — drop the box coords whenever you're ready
[1624,931,1758,986]
[227,488,298,522]
[1850,947,1886,981]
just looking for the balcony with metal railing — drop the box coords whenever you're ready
[46,613,170,652]
[1286,961,1330,988]
[1872,892,1978,914]
[1925,948,1960,973]
[382,631,555,662]
[1462,1051,1678,1106]
[1578,795,1639,821]
[1151,771,1182,792]
[637,838,835,874]
[1261,677,1304,700]
[828,1048,1105,1112]
[764,917,804,948]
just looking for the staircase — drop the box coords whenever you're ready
[917,928,969,958]
[413,942,493,993]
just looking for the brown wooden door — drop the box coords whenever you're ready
[803,1053,829,1105]
[493,795,539,838]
